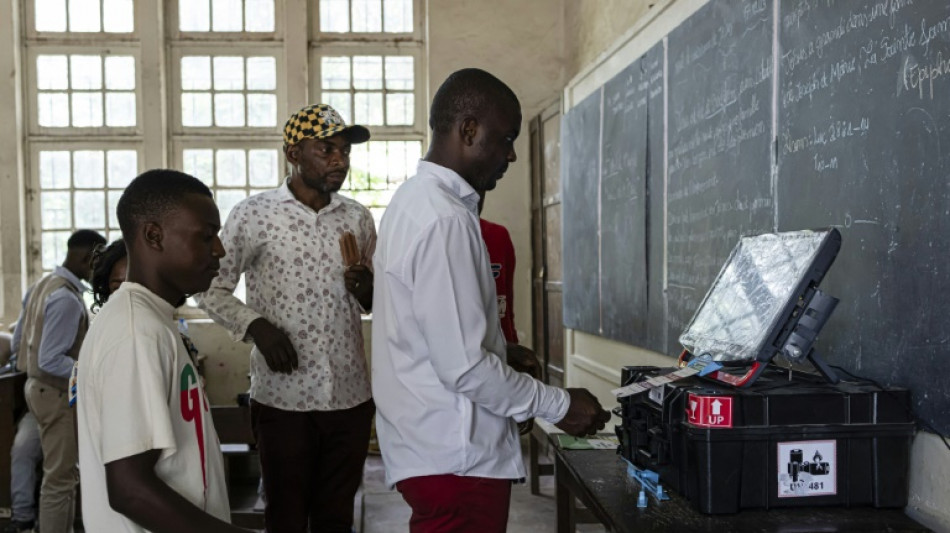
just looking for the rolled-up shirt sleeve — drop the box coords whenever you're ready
[38,289,85,378]
[196,201,263,342]
[410,215,569,424]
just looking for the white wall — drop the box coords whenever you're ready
[427,0,565,349]
[560,1,950,529]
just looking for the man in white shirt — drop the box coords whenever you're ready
[77,169,247,533]
[373,68,611,532]
[198,104,376,532]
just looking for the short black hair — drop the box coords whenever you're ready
[117,169,214,242]
[90,238,127,310]
[67,229,106,250]
[429,68,520,135]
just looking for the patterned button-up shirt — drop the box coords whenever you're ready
[197,179,375,411]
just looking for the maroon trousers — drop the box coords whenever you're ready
[396,474,512,533]
[251,399,374,533]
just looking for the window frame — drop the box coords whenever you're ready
[24,0,139,40]
[312,0,425,42]
[25,44,144,136]
[26,141,143,275]
[168,0,284,41]
[169,44,287,136]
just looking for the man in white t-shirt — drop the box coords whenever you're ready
[77,169,249,533]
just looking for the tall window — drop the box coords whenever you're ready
[313,0,426,226]
[20,0,426,290]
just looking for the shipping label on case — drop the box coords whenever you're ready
[777,440,837,498]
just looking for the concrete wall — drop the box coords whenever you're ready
[559,1,950,529]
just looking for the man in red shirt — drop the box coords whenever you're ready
[478,190,518,344]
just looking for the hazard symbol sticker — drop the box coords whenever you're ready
[777,440,837,498]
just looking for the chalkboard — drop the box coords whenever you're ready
[560,0,950,434]
[561,89,602,335]
[778,0,950,434]
[666,0,775,355]
[600,45,665,349]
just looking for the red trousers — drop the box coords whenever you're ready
[396,474,512,533]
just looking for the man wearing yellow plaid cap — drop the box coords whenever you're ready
[198,104,375,532]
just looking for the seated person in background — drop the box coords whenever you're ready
[76,169,248,533]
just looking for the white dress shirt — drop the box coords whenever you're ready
[197,180,375,411]
[372,160,570,487]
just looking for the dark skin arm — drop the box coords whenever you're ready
[344,264,373,311]
[247,317,298,374]
[106,450,250,533]
[555,388,612,436]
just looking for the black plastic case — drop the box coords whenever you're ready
[616,366,915,514]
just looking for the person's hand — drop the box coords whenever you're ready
[555,388,612,437]
[344,265,373,301]
[506,344,541,380]
[247,318,298,374]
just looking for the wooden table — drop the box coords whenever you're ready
[553,445,931,532]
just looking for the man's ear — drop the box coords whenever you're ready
[285,144,300,167]
[459,116,479,147]
[142,221,164,252]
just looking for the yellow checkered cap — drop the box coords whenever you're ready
[283,104,370,146]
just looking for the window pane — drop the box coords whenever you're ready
[42,232,70,270]
[247,94,276,127]
[71,92,104,127]
[216,190,247,223]
[324,92,351,124]
[105,56,135,90]
[320,0,349,32]
[181,57,212,91]
[367,141,387,188]
[107,190,122,230]
[105,92,136,127]
[182,93,213,127]
[183,149,214,185]
[352,0,381,32]
[246,57,276,90]
[249,149,279,186]
[214,94,245,126]
[384,0,412,32]
[213,56,245,90]
[71,55,102,90]
[38,93,70,127]
[41,192,71,229]
[354,92,383,125]
[386,141,407,182]
[68,0,101,31]
[348,144,369,190]
[75,191,106,227]
[245,0,275,31]
[386,93,413,125]
[385,56,413,90]
[107,150,137,187]
[216,150,247,186]
[39,151,71,189]
[180,0,210,31]
[321,57,350,90]
[37,56,69,90]
[212,0,243,31]
[102,0,134,32]
[353,56,382,90]
[35,0,67,32]
[73,150,105,187]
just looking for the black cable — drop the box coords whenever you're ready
[831,365,950,453]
